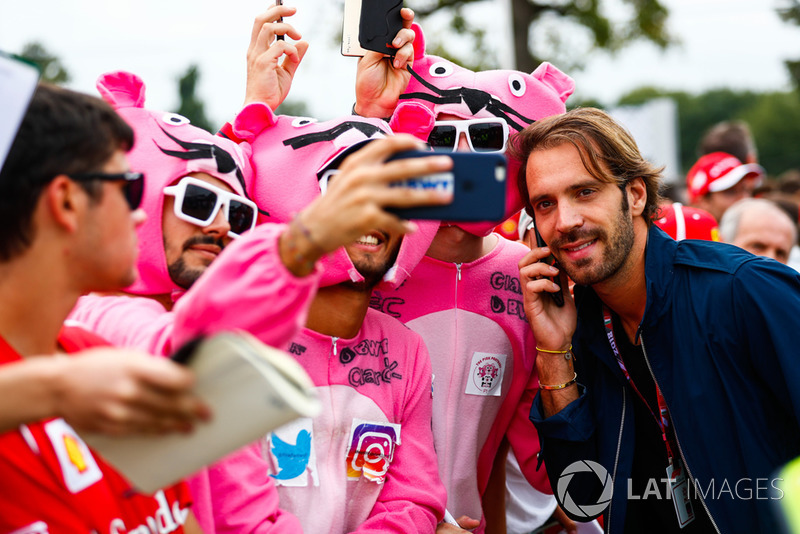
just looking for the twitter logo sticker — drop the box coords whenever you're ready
[266,418,319,487]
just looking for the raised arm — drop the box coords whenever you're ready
[353,7,416,119]
[243,3,309,110]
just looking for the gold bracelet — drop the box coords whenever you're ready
[536,345,574,362]
[536,345,571,354]
[539,372,578,391]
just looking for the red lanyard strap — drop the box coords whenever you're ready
[603,307,676,462]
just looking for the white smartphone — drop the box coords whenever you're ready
[341,0,369,56]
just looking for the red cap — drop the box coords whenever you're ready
[655,203,720,241]
[687,152,764,203]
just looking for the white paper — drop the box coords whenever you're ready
[83,332,321,494]
[0,54,39,172]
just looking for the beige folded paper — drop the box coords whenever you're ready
[83,331,320,494]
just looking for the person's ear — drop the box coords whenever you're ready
[627,177,647,217]
[45,175,85,233]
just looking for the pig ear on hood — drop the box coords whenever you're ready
[411,22,426,61]
[96,71,146,110]
[531,62,575,104]
[389,101,435,142]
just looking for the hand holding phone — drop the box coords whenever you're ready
[385,150,507,222]
[530,216,564,307]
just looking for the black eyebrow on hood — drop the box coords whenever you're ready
[154,126,249,197]
[282,121,386,149]
[399,64,537,132]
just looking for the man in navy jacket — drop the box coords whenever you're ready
[514,107,800,533]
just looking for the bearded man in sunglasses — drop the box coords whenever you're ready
[354,22,584,534]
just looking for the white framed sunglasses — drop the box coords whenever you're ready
[163,177,257,238]
[427,117,510,153]
[318,168,340,196]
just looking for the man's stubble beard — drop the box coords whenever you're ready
[554,190,635,287]
[167,235,226,290]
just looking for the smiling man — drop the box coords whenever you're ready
[515,107,800,533]
[257,153,447,533]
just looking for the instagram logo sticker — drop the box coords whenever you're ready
[346,419,402,483]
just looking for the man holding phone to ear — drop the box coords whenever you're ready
[354,22,579,534]
[517,107,800,533]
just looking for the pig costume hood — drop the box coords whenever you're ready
[397,23,575,236]
[221,101,439,290]
[97,71,252,296]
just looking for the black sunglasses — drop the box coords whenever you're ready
[68,172,145,210]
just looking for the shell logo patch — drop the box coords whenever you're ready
[465,352,507,396]
[44,419,103,493]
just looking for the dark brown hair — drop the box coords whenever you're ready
[0,83,134,261]
[510,107,663,224]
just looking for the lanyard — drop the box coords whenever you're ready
[602,306,676,463]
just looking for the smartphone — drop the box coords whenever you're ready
[530,214,565,307]
[275,0,284,41]
[341,0,403,57]
[170,336,205,365]
[385,150,507,222]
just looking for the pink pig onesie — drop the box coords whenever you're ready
[370,24,575,532]
[221,102,447,533]
[68,72,317,533]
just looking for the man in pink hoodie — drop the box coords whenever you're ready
[355,23,577,533]
[235,108,450,531]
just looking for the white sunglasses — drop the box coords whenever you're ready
[318,169,340,196]
[163,177,257,238]
[427,117,510,153]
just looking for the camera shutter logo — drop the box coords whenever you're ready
[557,460,613,519]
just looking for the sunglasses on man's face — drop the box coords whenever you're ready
[427,118,510,153]
[68,171,145,211]
[162,177,257,238]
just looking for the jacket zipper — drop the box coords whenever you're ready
[605,386,627,534]
[640,337,721,534]
[331,336,338,356]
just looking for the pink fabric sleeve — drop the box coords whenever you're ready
[171,222,321,351]
[69,223,321,356]
[189,445,302,534]
[68,296,176,355]
[505,369,553,494]
[355,337,446,533]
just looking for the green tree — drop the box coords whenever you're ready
[176,65,213,132]
[742,92,800,174]
[276,100,311,117]
[410,0,674,73]
[615,86,800,176]
[18,42,69,84]
[778,0,800,91]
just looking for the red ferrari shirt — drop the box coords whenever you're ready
[0,326,193,534]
